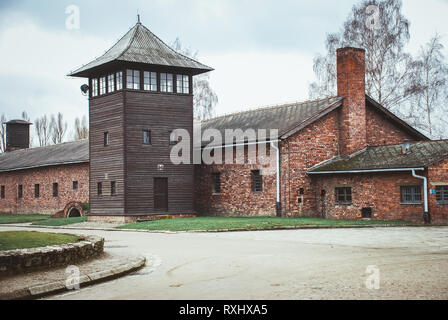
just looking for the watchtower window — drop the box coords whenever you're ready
[116,71,123,90]
[144,72,158,92]
[104,132,110,146]
[251,170,263,192]
[53,183,58,197]
[35,184,40,198]
[99,76,106,95]
[126,69,140,90]
[143,130,151,145]
[160,73,173,93]
[176,75,190,94]
[111,181,116,196]
[1,186,5,199]
[97,182,103,196]
[108,74,115,93]
[91,78,98,97]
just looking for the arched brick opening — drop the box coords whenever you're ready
[63,202,86,218]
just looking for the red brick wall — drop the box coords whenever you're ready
[366,103,417,146]
[337,48,367,156]
[312,172,427,223]
[428,159,448,223]
[194,111,340,217]
[0,163,89,215]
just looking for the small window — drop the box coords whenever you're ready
[169,131,179,145]
[362,208,372,219]
[34,184,40,198]
[160,73,173,93]
[1,186,4,199]
[99,76,106,95]
[108,73,115,93]
[111,181,116,196]
[176,75,190,94]
[335,187,352,205]
[104,132,110,146]
[18,185,23,199]
[73,181,79,190]
[126,69,140,90]
[251,170,263,192]
[116,71,123,90]
[144,72,158,91]
[212,173,221,194]
[436,186,448,203]
[143,130,151,145]
[401,186,421,203]
[299,188,305,195]
[97,182,103,196]
[91,78,98,97]
[53,183,59,197]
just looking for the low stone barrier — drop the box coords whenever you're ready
[0,235,104,277]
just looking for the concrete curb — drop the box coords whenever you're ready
[1,222,446,234]
[0,255,146,300]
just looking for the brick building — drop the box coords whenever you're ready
[1,23,447,223]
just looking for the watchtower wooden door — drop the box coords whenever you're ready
[154,178,168,210]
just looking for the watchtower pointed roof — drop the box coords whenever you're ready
[69,22,213,77]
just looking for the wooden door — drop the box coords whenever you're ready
[154,178,168,210]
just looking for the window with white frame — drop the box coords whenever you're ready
[99,76,106,95]
[108,74,115,93]
[126,69,140,90]
[91,78,98,97]
[176,75,189,94]
[116,72,123,90]
[144,72,158,91]
[160,73,173,93]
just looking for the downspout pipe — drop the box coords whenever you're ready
[412,169,431,224]
[270,141,281,217]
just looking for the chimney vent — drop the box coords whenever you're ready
[5,120,32,152]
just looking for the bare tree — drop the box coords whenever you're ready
[74,115,89,140]
[407,35,448,138]
[50,113,67,144]
[35,115,51,147]
[309,0,417,112]
[0,114,6,153]
[171,38,218,120]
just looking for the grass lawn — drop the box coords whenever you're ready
[32,216,87,226]
[117,216,414,232]
[0,214,51,225]
[0,231,79,251]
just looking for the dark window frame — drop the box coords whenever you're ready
[73,181,79,190]
[251,170,263,193]
[212,173,221,194]
[436,186,448,204]
[400,185,422,204]
[18,185,23,199]
[0,186,5,199]
[143,130,152,145]
[111,181,116,196]
[34,184,40,198]
[97,182,103,197]
[104,132,110,146]
[126,69,141,90]
[335,187,352,205]
[53,183,59,198]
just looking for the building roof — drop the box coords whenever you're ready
[200,96,343,146]
[69,22,213,77]
[308,140,448,174]
[0,140,89,173]
[5,120,32,125]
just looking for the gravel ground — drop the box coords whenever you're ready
[1,225,447,300]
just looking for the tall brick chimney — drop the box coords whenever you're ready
[337,47,367,156]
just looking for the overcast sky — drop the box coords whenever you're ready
[0,0,447,143]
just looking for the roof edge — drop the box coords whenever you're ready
[308,167,425,175]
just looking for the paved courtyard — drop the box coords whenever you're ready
[1,225,447,300]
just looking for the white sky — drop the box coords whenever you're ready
[0,0,447,143]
